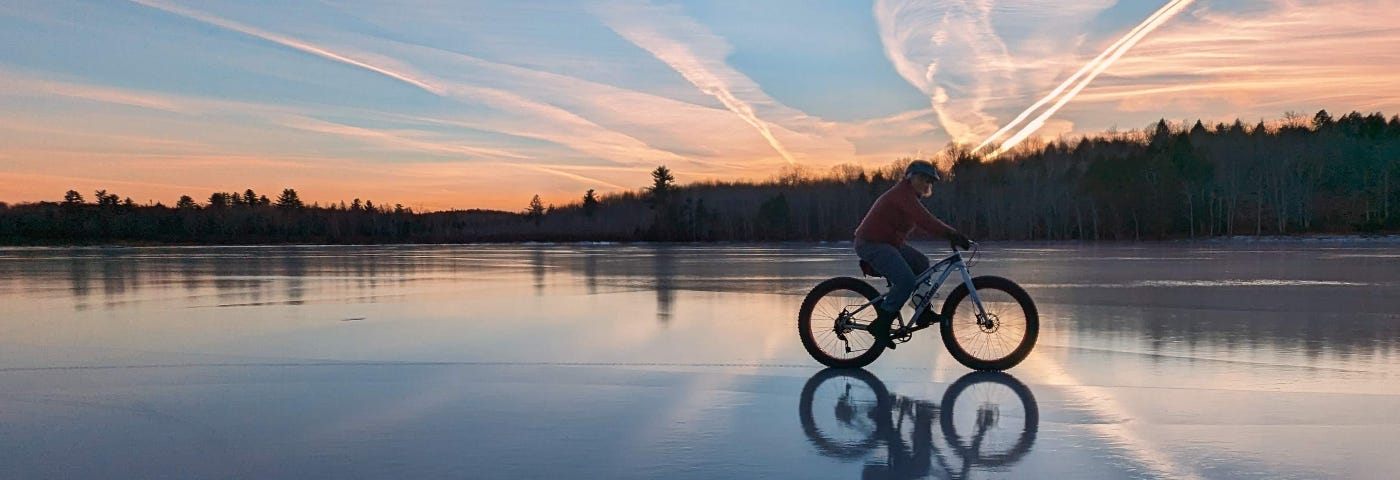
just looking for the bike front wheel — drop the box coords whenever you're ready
[799,277,887,368]
[939,371,1039,466]
[939,276,1038,371]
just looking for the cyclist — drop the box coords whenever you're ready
[854,160,971,349]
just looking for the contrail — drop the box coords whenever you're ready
[695,82,799,165]
[974,0,1186,153]
[980,0,1196,156]
[519,165,631,191]
[597,0,800,165]
[128,0,442,96]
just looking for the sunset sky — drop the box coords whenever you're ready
[2,0,1398,211]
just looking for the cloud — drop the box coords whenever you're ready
[595,0,803,164]
[276,116,531,161]
[513,164,631,191]
[875,0,1012,142]
[975,0,1193,152]
[127,0,443,96]
[114,2,701,171]
[1068,0,1400,119]
[7,0,939,209]
[16,0,1395,211]
[873,0,1121,144]
[989,0,1198,156]
[2,74,186,113]
[324,27,869,173]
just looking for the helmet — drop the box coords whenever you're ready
[905,160,940,181]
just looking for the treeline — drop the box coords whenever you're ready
[521,109,1400,241]
[936,109,1400,240]
[1,109,1397,245]
[0,188,525,244]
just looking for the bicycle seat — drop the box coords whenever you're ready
[858,260,883,278]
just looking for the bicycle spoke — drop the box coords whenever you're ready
[948,286,1034,363]
[804,286,882,361]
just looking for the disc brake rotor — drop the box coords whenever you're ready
[978,313,1000,333]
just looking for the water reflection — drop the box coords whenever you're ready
[583,252,599,295]
[2,243,1398,359]
[284,251,306,305]
[799,368,1038,479]
[653,246,676,324]
[65,255,92,311]
[531,246,547,296]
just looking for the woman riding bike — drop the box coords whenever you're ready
[854,160,971,350]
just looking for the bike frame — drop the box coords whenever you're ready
[847,247,989,333]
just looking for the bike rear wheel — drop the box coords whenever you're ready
[798,368,890,458]
[799,277,888,368]
[939,276,1038,371]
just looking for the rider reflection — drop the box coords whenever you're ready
[799,368,1039,479]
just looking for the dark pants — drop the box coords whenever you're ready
[854,239,929,312]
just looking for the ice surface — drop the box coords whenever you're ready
[2,242,1398,479]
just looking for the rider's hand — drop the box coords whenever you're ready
[947,230,972,250]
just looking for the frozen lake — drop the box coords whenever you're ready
[2,242,1399,479]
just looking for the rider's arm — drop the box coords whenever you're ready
[904,195,953,237]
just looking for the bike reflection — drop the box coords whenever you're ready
[799,369,1039,479]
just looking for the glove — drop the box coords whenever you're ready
[947,230,972,250]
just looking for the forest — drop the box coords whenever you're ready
[2,109,1397,245]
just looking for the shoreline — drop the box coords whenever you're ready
[3,234,1399,250]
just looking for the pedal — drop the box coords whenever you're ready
[916,309,943,327]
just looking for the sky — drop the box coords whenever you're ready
[1,0,1398,211]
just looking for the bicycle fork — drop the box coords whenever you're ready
[958,266,994,329]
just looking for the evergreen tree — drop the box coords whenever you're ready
[647,165,675,207]
[276,189,304,209]
[95,190,120,207]
[208,192,230,208]
[1313,109,1334,130]
[582,189,599,218]
[526,194,546,225]
[756,193,792,239]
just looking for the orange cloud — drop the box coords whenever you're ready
[1067,0,1400,127]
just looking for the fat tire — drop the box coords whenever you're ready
[939,276,1038,371]
[938,371,1039,466]
[798,368,891,458]
[799,277,887,369]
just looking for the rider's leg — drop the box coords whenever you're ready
[854,240,918,348]
[855,240,918,311]
[895,243,929,274]
[895,244,938,325]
